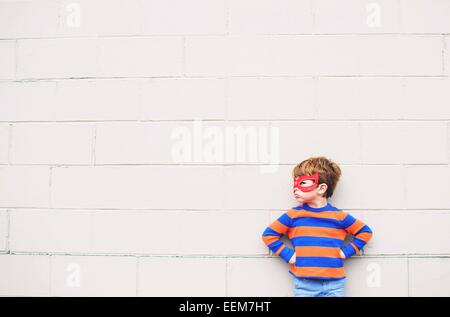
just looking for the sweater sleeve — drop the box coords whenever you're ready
[261,211,295,263]
[340,212,373,258]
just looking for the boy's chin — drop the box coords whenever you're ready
[295,197,305,203]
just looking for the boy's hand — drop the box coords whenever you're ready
[289,253,296,264]
[339,249,346,259]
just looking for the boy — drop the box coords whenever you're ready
[261,156,373,297]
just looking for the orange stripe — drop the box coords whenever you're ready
[275,244,285,256]
[270,220,289,235]
[295,246,342,258]
[261,235,279,246]
[291,226,347,240]
[357,231,373,243]
[290,209,345,221]
[346,219,365,235]
[290,266,346,279]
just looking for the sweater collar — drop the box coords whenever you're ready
[300,202,332,212]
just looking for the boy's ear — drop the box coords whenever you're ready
[317,183,328,195]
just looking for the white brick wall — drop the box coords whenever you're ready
[0,0,449,297]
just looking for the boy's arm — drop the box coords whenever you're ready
[340,212,373,258]
[261,212,295,264]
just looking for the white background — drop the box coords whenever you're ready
[0,0,450,296]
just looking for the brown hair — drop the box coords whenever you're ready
[292,156,342,198]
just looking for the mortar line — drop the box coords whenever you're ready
[6,251,450,258]
[2,33,450,41]
[91,124,97,166]
[2,207,450,212]
[406,256,410,297]
[182,36,186,77]
[4,74,450,83]
[2,118,450,123]
[0,163,449,169]
[5,209,10,254]
[48,167,53,208]
[136,256,139,297]
[7,123,12,165]
[13,39,18,80]
[442,35,447,74]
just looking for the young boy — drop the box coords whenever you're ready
[261,156,373,297]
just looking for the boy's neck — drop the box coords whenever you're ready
[305,197,328,209]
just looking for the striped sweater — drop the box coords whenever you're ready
[261,202,373,280]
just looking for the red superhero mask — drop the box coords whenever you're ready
[293,172,320,192]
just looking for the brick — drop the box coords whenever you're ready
[313,36,360,75]
[361,122,448,164]
[0,166,50,208]
[178,211,269,255]
[94,122,194,164]
[51,166,225,209]
[17,38,98,79]
[314,0,401,33]
[54,80,141,120]
[401,0,450,33]
[9,210,262,255]
[91,211,181,254]
[57,0,140,36]
[10,123,93,164]
[409,257,450,296]
[17,38,183,79]
[0,82,56,121]
[332,165,405,209]
[138,257,226,296]
[187,35,440,76]
[345,257,408,296]
[185,36,318,76]
[227,258,294,296]
[0,254,50,296]
[225,166,295,210]
[97,38,184,77]
[96,121,277,165]
[228,0,313,34]
[317,77,403,119]
[403,77,450,119]
[227,77,315,120]
[0,0,58,38]
[0,81,141,121]
[362,211,450,255]
[50,255,136,296]
[274,121,361,164]
[9,210,91,253]
[0,210,7,251]
[141,78,226,120]
[140,0,226,35]
[0,124,9,163]
[0,40,15,80]
[358,35,442,75]
[405,166,450,209]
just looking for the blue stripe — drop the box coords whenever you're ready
[341,214,356,229]
[356,225,373,234]
[296,256,344,268]
[267,240,283,253]
[262,227,281,237]
[291,236,343,247]
[277,213,292,227]
[352,237,367,250]
[292,217,343,229]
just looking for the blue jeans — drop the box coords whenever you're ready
[293,276,346,297]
